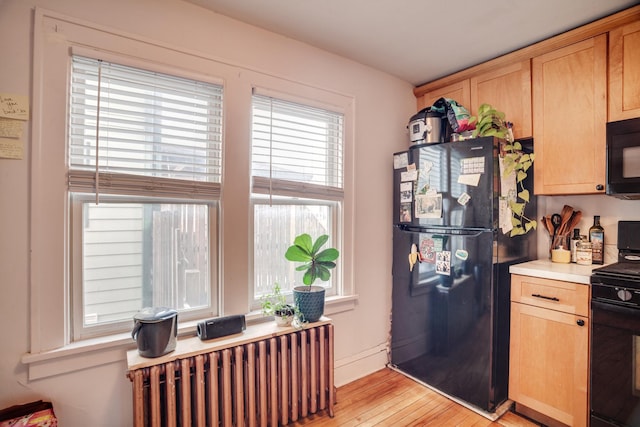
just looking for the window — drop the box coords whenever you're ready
[68,56,222,339]
[251,93,344,303]
[31,12,355,366]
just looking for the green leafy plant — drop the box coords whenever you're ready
[260,283,303,327]
[502,141,537,236]
[469,103,509,139]
[470,103,536,236]
[260,282,292,316]
[285,234,339,286]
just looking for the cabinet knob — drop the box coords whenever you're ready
[596,184,604,191]
[577,319,585,326]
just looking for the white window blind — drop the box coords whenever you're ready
[68,55,223,200]
[251,94,344,200]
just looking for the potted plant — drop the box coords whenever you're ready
[469,103,537,236]
[469,103,509,140]
[261,282,297,326]
[285,233,339,323]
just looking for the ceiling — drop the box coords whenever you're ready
[184,0,639,87]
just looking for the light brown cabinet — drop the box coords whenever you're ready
[416,62,532,140]
[413,8,640,196]
[416,80,470,111]
[509,274,589,427]
[470,60,532,140]
[609,20,640,121]
[532,35,607,195]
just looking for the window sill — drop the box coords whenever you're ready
[21,294,358,381]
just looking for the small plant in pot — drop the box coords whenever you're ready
[285,234,339,323]
[261,283,297,327]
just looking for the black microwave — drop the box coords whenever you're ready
[607,118,640,200]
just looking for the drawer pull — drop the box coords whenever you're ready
[531,293,560,302]
[577,319,585,326]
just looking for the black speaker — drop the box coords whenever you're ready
[196,314,246,341]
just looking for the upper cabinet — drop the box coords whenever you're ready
[470,61,532,140]
[609,20,640,121]
[416,80,470,111]
[415,62,532,140]
[532,35,607,195]
[413,6,640,196]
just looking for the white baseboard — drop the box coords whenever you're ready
[334,343,388,387]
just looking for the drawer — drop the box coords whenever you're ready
[511,274,590,317]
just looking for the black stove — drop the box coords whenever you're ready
[593,260,640,282]
[592,221,640,286]
[590,221,640,427]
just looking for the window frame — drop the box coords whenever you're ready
[249,197,342,310]
[31,10,232,353]
[248,89,348,308]
[70,193,219,340]
[27,9,355,379]
[65,53,224,340]
[65,53,224,341]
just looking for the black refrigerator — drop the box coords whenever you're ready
[391,136,536,414]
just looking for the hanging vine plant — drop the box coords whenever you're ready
[469,103,537,237]
[501,140,536,236]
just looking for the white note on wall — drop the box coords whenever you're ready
[0,138,23,159]
[0,93,29,121]
[0,117,24,138]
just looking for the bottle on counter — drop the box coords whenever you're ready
[570,228,581,263]
[577,241,593,265]
[589,215,605,265]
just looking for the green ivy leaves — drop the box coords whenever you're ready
[469,104,508,139]
[503,141,537,237]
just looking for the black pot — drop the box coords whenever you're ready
[293,286,325,322]
[131,307,178,358]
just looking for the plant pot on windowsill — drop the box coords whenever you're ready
[274,304,296,327]
[285,234,339,324]
[292,286,325,323]
[261,283,298,327]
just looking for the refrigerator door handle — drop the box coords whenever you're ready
[396,224,489,237]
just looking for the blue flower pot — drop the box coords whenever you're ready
[293,286,325,323]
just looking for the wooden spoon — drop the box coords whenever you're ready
[566,210,583,234]
[557,205,574,236]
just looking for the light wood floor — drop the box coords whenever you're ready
[291,368,540,426]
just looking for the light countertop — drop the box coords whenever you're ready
[509,259,604,285]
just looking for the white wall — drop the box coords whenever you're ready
[537,195,640,263]
[0,0,415,425]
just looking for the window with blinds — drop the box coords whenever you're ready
[250,93,344,301]
[68,55,223,200]
[251,94,344,200]
[68,55,221,338]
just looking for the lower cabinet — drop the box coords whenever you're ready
[509,274,590,427]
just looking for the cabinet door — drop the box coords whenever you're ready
[609,20,640,121]
[417,80,471,111]
[532,35,607,195]
[509,302,588,426]
[470,60,532,139]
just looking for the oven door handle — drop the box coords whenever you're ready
[592,299,640,317]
